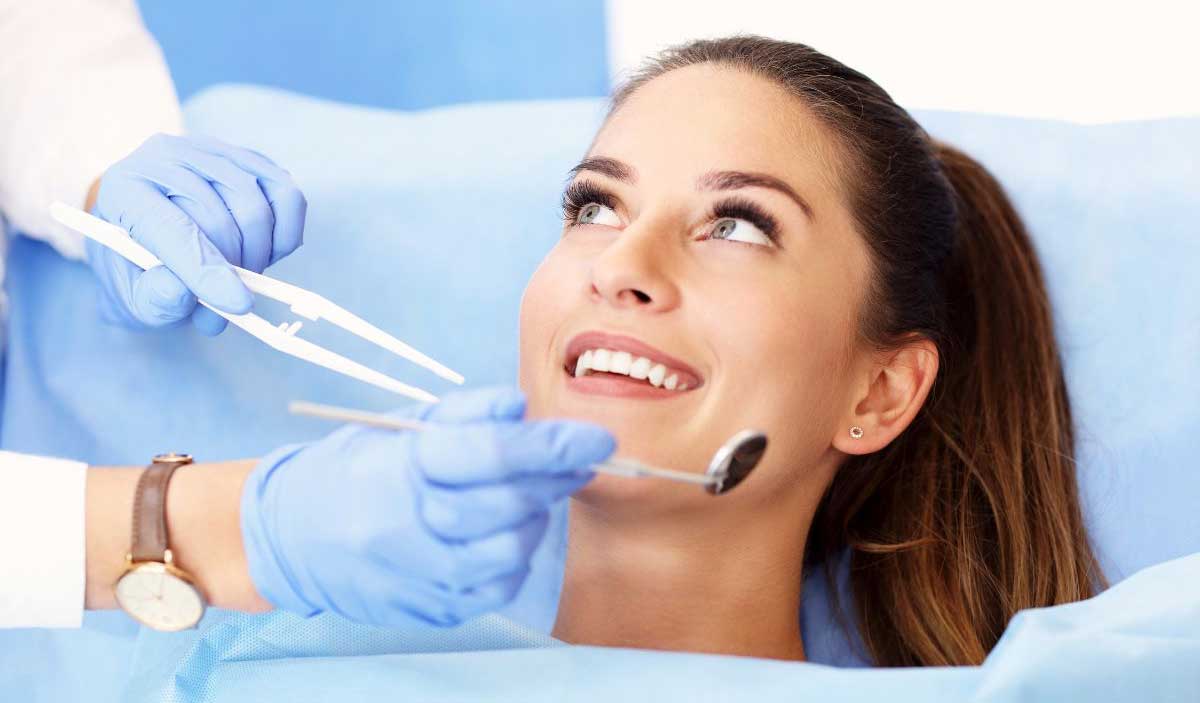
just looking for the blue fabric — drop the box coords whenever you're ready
[137,1,610,109]
[1,87,1197,699]
[120,552,1200,702]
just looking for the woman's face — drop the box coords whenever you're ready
[519,64,873,514]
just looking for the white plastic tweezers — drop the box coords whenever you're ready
[49,202,464,402]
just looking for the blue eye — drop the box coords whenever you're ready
[577,203,621,227]
[710,217,773,246]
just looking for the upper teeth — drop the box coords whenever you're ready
[573,348,689,391]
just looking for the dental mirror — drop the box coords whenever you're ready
[703,429,769,495]
[289,400,768,497]
[595,428,766,496]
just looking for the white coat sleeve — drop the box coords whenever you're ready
[0,451,87,628]
[0,0,183,260]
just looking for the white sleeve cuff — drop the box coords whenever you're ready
[0,0,183,259]
[0,451,86,628]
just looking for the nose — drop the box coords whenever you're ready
[588,224,681,313]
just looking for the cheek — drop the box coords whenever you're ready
[518,245,579,401]
[702,266,856,469]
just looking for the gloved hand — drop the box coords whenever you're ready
[87,133,307,335]
[240,386,614,628]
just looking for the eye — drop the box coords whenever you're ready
[576,202,621,227]
[704,197,780,248]
[709,217,773,246]
[561,180,622,229]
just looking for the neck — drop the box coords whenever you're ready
[551,496,809,661]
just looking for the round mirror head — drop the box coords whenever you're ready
[704,430,768,495]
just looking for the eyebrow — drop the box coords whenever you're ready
[569,155,814,221]
[568,157,635,182]
[698,171,814,221]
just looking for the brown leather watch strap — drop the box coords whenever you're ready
[130,454,193,562]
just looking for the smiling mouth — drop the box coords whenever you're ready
[562,332,704,395]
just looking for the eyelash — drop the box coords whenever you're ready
[561,181,615,224]
[561,179,782,246]
[706,197,780,245]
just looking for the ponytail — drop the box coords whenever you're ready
[809,143,1106,667]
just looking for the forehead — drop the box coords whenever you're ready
[594,64,845,198]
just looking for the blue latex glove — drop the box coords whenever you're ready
[241,387,614,628]
[86,133,307,335]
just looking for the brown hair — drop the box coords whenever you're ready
[612,36,1106,667]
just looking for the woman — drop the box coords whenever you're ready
[95,34,1102,669]
[517,36,1105,666]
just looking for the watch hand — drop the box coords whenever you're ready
[132,582,155,600]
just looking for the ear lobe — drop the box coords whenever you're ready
[833,339,939,455]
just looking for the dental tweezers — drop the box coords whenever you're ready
[49,202,463,402]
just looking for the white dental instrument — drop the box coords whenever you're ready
[49,202,464,402]
[288,400,768,496]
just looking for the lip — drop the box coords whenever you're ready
[562,330,705,398]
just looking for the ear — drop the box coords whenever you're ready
[833,337,939,455]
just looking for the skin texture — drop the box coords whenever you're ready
[518,64,938,661]
[85,460,270,613]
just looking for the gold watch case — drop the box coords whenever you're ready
[115,550,206,631]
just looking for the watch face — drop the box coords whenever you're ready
[115,562,205,631]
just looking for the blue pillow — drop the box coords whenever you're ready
[2,87,1197,683]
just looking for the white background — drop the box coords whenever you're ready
[607,0,1200,123]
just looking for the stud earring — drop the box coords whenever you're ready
[849,426,864,439]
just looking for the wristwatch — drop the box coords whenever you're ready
[114,453,206,631]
